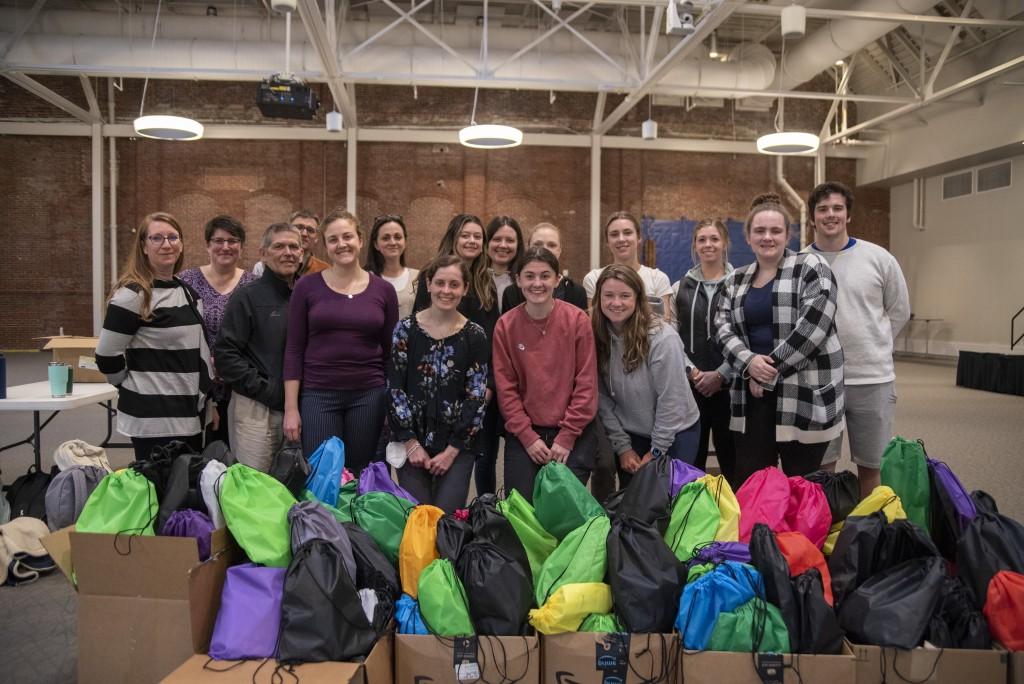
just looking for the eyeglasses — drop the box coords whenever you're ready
[146,234,181,245]
[291,224,318,235]
[210,238,242,246]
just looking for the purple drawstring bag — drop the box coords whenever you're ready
[288,500,358,584]
[927,459,976,528]
[160,509,215,561]
[671,460,705,497]
[357,461,419,504]
[209,563,286,660]
[688,541,752,567]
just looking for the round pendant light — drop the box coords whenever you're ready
[458,123,523,149]
[133,115,204,141]
[756,131,820,155]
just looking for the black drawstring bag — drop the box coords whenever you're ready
[606,516,686,633]
[971,489,999,515]
[602,489,627,517]
[201,439,235,467]
[872,518,940,575]
[278,539,379,663]
[748,523,800,643]
[955,511,1024,608]
[805,469,860,525]
[342,522,400,600]
[469,494,532,582]
[615,456,674,534]
[436,515,473,564]
[792,568,844,654]
[132,440,192,500]
[828,512,887,610]
[269,441,309,498]
[926,576,991,649]
[455,540,533,635]
[156,450,217,532]
[837,555,945,649]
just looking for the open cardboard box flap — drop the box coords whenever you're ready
[38,335,101,350]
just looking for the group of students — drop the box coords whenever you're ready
[95,179,909,513]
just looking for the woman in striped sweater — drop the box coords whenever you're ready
[96,212,213,460]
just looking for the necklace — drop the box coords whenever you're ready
[526,313,550,337]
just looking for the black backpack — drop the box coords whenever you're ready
[6,465,59,521]
[269,441,309,498]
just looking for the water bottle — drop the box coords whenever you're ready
[0,352,6,399]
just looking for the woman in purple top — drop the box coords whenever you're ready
[178,215,256,444]
[283,208,400,473]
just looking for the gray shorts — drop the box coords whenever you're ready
[822,381,896,469]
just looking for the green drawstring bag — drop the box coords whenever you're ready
[76,469,158,536]
[498,489,558,577]
[303,488,353,525]
[578,612,625,633]
[881,436,931,532]
[664,482,721,563]
[353,491,415,564]
[337,481,358,521]
[707,597,791,653]
[220,463,296,568]
[687,562,715,583]
[534,515,611,606]
[417,558,475,636]
[533,462,606,541]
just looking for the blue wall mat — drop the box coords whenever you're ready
[640,218,801,285]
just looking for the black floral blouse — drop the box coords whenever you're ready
[387,315,490,454]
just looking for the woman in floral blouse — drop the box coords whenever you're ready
[388,254,490,512]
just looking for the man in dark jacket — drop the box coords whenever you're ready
[214,223,301,471]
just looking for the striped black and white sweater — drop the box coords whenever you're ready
[96,278,213,438]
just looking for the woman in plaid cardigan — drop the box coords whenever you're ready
[714,194,845,488]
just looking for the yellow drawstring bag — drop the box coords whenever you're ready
[528,583,613,634]
[398,504,445,598]
[823,485,906,555]
[696,474,741,542]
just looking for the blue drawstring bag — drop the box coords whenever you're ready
[396,593,428,634]
[675,561,763,650]
[306,436,346,507]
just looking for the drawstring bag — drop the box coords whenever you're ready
[881,436,931,531]
[928,575,990,649]
[805,469,860,525]
[616,455,674,533]
[689,541,751,567]
[199,460,227,529]
[209,563,285,660]
[435,515,473,563]
[44,465,106,531]
[664,481,720,562]
[824,485,907,555]
[398,504,444,598]
[607,517,685,633]
[278,539,380,663]
[497,489,556,578]
[289,500,357,584]
[873,518,940,575]
[972,489,999,515]
[269,441,309,498]
[707,597,791,653]
[984,570,1024,650]
[792,568,844,654]
[671,460,705,497]
[785,476,831,548]
[131,440,193,498]
[675,561,763,650]
[469,494,532,581]
[749,524,800,644]
[342,522,400,599]
[956,510,1024,608]
[160,509,215,561]
[579,612,625,633]
[352,491,415,564]
[302,488,353,526]
[534,515,611,607]
[529,583,613,635]
[828,512,887,609]
[219,464,296,568]
[775,531,833,605]
[736,467,791,543]
[457,540,533,635]
[928,458,977,559]
[533,462,606,541]
[76,469,158,536]
[396,593,428,635]
[336,480,358,520]
[417,558,475,637]
[358,461,418,504]
[838,556,945,649]
[306,436,346,507]
[155,451,215,533]
[696,474,740,542]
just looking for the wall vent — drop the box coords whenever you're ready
[977,161,1011,193]
[942,171,973,200]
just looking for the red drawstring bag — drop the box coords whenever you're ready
[737,467,791,543]
[984,570,1024,650]
[777,530,834,605]
[786,476,832,549]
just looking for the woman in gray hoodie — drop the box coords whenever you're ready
[593,265,701,487]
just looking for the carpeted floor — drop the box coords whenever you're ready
[1,351,1022,683]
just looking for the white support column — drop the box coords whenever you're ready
[91,123,104,335]
[589,134,602,271]
[346,126,357,211]
[108,79,118,285]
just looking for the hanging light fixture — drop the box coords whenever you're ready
[458,87,523,149]
[133,0,203,141]
[708,31,720,59]
[756,26,818,155]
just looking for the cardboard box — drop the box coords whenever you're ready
[542,633,679,684]
[679,641,856,684]
[42,526,241,684]
[161,632,394,684]
[851,642,1007,684]
[395,633,540,683]
[39,336,107,383]
[1010,650,1024,684]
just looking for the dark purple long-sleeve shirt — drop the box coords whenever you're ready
[284,272,399,390]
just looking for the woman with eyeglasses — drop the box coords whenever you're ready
[366,214,419,319]
[96,212,214,460]
[178,215,256,444]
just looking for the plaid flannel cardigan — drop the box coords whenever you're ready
[714,249,845,443]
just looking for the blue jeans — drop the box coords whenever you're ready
[617,422,700,488]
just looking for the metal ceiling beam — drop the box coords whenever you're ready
[79,74,101,119]
[3,71,100,123]
[297,0,357,126]
[592,90,606,131]
[489,2,596,75]
[726,3,1024,28]
[925,0,973,95]
[877,36,921,97]
[940,0,984,44]
[378,0,478,73]
[345,0,433,61]
[820,58,856,138]
[0,0,49,60]
[642,5,664,78]
[617,7,642,80]
[530,0,629,78]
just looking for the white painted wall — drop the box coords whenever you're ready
[890,152,1024,356]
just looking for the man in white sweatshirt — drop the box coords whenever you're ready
[807,182,910,497]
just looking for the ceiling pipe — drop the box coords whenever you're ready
[774,156,809,249]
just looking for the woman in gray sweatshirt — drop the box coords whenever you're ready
[592,265,702,487]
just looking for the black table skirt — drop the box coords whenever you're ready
[956,351,1024,396]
